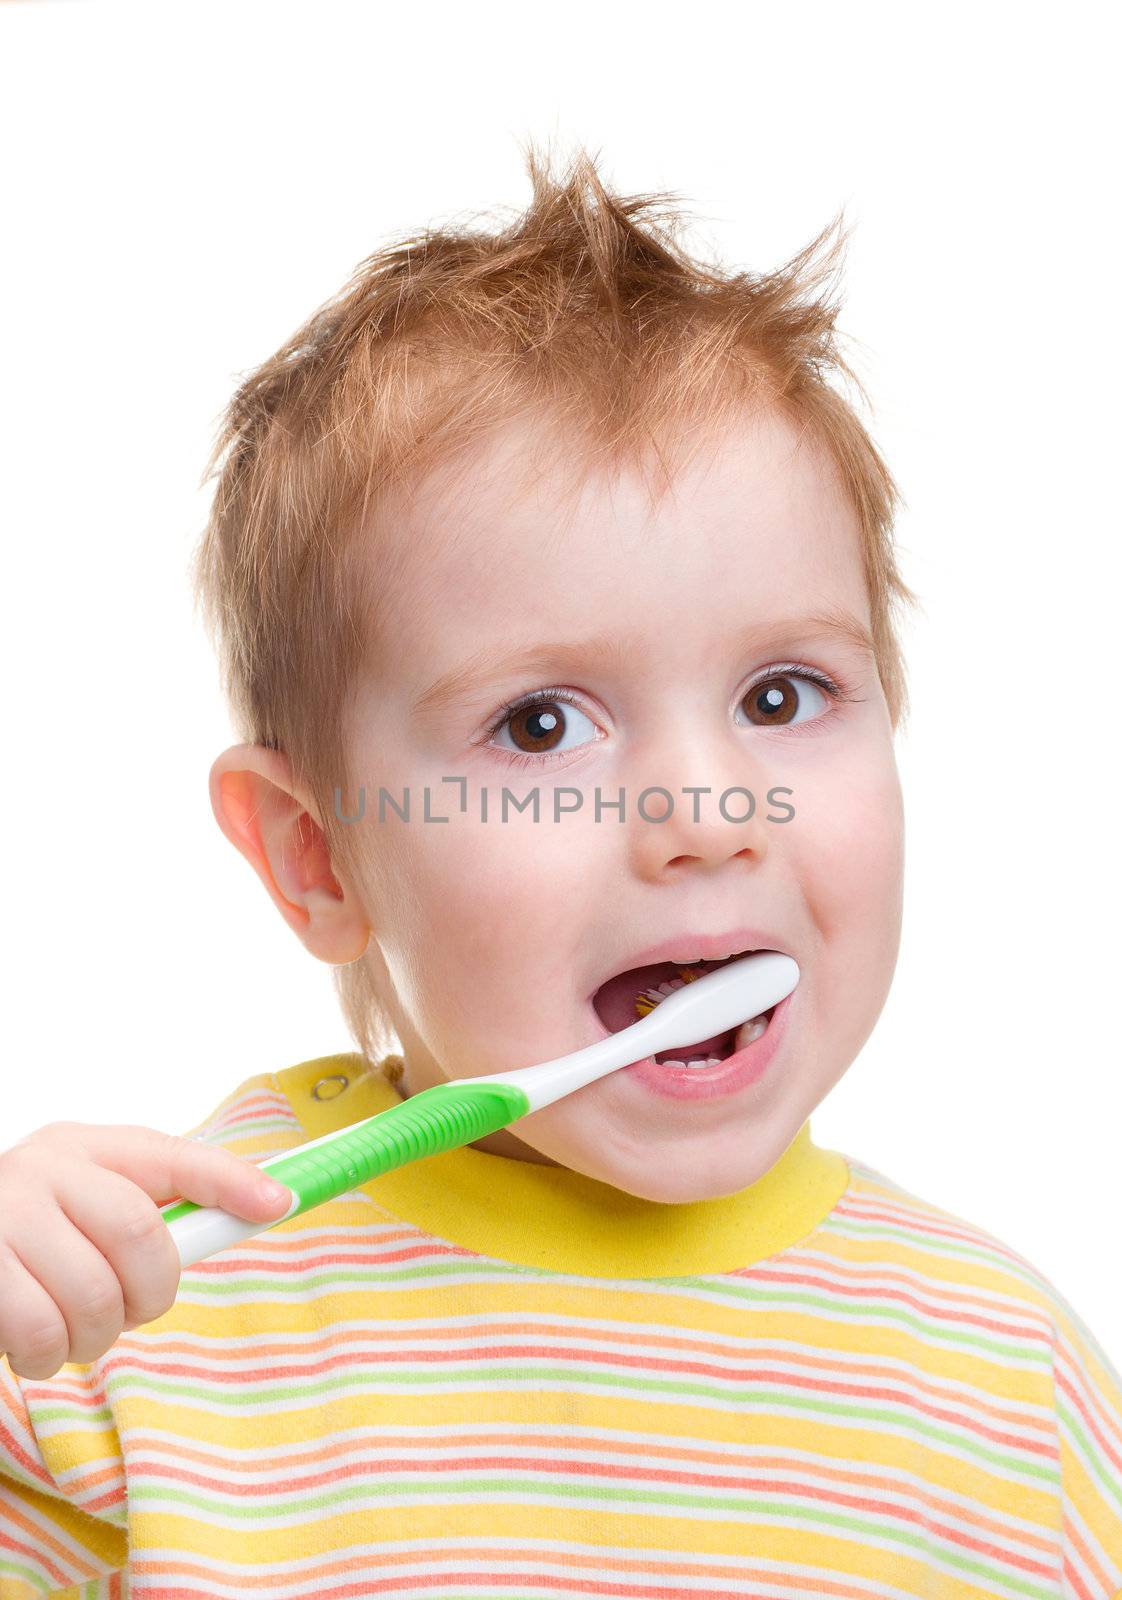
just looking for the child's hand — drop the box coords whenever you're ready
[0,1121,292,1379]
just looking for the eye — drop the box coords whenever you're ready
[735,669,834,729]
[488,689,600,761]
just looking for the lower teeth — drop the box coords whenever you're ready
[659,1011,769,1070]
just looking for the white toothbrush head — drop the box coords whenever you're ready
[630,951,799,1052]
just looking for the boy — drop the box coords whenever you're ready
[2,146,1121,1598]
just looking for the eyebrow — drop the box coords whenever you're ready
[412,608,876,718]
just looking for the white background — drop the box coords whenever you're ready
[1,2,1119,1353]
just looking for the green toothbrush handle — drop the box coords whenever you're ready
[160,1078,531,1266]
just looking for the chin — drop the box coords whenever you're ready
[577,1135,782,1203]
[619,1170,757,1204]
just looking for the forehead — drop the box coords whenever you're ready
[415,404,839,514]
[364,404,866,660]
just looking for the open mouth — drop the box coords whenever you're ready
[591,948,778,1069]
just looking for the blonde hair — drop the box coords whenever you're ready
[191,139,919,1063]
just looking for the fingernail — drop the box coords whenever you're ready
[259,1179,289,1204]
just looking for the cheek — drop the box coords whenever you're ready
[790,747,904,951]
[365,805,602,1034]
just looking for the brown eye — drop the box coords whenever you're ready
[492,695,598,759]
[508,703,565,753]
[738,673,829,728]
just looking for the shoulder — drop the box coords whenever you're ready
[180,1050,375,1158]
[833,1154,1119,1351]
[831,1153,1073,1308]
[831,1153,1122,1564]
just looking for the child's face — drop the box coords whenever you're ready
[343,407,904,1200]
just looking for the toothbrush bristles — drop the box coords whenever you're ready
[633,964,705,1018]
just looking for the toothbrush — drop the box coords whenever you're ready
[161,950,799,1268]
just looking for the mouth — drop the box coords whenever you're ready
[590,945,780,1069]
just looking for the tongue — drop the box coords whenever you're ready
[592,958,738,1056]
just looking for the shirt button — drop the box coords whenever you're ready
[311,1074,349,1101]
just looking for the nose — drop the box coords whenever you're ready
[625,727,773,880]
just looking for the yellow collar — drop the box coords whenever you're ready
[273,1052,850,1278]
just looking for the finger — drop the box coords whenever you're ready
[52,1166,183,1333]
[0,1215,123,1371]
[39,1124,292,1220]
[0,1242,73,1380]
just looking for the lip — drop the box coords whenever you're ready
[586,924,794,1003]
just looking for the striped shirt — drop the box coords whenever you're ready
[2,1050,1121,1599]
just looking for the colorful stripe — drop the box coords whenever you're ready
[2,1065,1121,1599]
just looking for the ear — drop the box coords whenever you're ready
[208,744,370,964]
